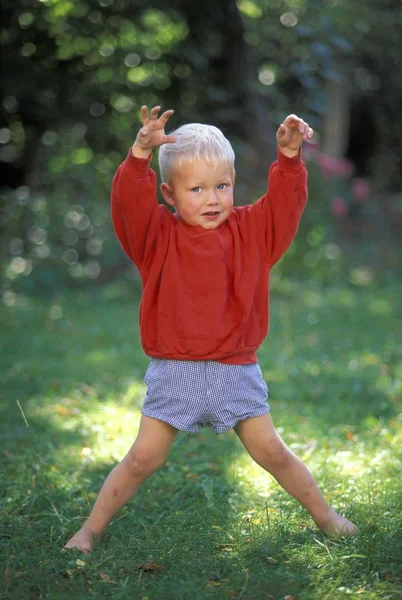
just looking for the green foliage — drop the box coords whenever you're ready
[278,158,401,285]
[1,282,401,598]
[1,0,401,292]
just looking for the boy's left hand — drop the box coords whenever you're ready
[277,115,313,157]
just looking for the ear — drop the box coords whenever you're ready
[160,182,176,207]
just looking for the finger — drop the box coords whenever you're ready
[159,109,175,125]
[295,120,307,137]
[163,135,177,144]
[140,105,149,125]
[307,127,314,139]
[284,114,306,135]
[149,105,161,120]
[283,114,300,129]
[277,124,287,138]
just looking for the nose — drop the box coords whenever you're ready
[206,190,219,205]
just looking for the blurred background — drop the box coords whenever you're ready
[1,0,401,299]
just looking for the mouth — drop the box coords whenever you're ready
[202,211,221,221]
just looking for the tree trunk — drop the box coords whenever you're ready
[322,76,350,159]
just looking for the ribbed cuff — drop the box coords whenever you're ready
[276,147,303,173]
[122,149,153,178]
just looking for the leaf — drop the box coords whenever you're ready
[79,382,97,396]
[138,562,163,573]
[216,543,233,552]
[99,571,117,584]
[63,569,77,578]
[76,559,86,567]
[4,567,12,593]
[55,405,74,416]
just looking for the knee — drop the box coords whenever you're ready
[123,448,163,479]
[255,441,291,472]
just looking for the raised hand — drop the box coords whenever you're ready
[132,105,177,159]
[277,114,313,157]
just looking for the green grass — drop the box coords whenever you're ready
[1,280,401,600]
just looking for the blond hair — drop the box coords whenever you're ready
[158,123,235,183]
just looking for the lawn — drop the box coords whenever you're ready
[1,280,401,600]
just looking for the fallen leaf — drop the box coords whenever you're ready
[241,512,256,522]
[216,543,233,552]
[55,405,74,416]
[4,567,12,593]
[138,562,163,573]
[99,571,117,584]
[76,559,86,567]
[63,569,76,578]
[79,382,97,396]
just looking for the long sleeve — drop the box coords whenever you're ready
[111,150,160,269]
[246,148,308,266]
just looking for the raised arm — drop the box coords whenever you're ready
[111,106,177,269]
[248,115,313,266]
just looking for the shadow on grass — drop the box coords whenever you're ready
[2,384,401,599]
[1,285,401,598]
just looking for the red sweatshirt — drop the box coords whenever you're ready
[111,149,307,364]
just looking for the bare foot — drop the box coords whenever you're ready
[63,526,97,554]
[317,509,357,537]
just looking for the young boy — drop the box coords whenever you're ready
[65,105,356,553]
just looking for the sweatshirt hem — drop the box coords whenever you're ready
[144,349,258,365]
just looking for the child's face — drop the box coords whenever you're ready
[161,159,234,230]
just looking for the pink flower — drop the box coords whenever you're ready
[315,153,354,179]
[352,177,371,201]
[331,197,348,218]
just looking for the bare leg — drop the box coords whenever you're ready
[235,414,357,536]
[64,416,177,553]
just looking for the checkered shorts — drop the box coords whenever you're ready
[142,358,270,434]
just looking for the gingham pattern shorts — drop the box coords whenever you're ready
[142,358,270,434]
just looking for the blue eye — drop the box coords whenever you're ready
[217,183,226,190]
[191,186,201,192]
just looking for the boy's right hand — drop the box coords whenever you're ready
[131,105,177,159]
